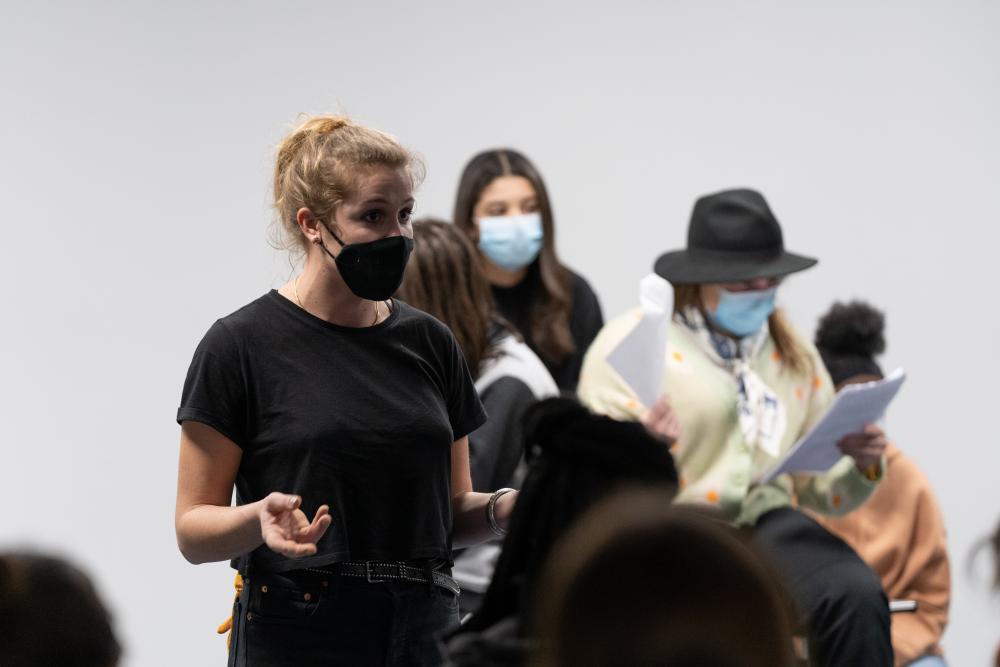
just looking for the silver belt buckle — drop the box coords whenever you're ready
[365,561,380,583]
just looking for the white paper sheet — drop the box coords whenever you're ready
[606,273,672,409]
[759,368,906,483]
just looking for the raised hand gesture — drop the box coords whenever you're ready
[258,492,332,558]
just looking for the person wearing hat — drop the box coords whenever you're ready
[810,301,950,667]
[577,188,893,667]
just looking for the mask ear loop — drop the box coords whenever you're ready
[315,220,346,263]
[320,220,347,248]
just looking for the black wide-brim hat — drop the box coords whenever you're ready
[654,188,817,284]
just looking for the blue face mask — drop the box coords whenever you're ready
[477,213,544,272]
[710,287,777,337]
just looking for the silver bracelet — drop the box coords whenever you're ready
[487,488,515,537]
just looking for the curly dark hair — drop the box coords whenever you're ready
[814,300,886,386]
[456,397,679,637]
[815,301,886,357]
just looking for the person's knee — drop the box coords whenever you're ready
[825,560,889,620]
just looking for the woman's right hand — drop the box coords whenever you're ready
[258,492,332,558]
[641,395,682,447]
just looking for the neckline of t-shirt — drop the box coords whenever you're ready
[490,264,581,298]
[491,276,533,299]
[266,289,401,335]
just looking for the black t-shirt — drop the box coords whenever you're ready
[491,266,603,393]
[176,291,486,574]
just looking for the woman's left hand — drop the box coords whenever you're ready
[837,423,887,473]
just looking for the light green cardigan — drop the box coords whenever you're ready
[578,309,880,526]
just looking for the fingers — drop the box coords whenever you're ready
[652,395,674,421]
[663,411,682,442]
[837,427,887,469]
[643,415,675,444]
[641,395,681,445]
[837,437,885,456]
[864,423,884,437]
[312,504,330,522]
[264,532,319,558]
[264,492,301,513]
[300,505,332,543]
[261,497,333,558]
[837,425,887,450]
[837,444,883,465]
[646,398,665,422]
[654,413,679,444]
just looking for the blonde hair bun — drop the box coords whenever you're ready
[270,114,423,258]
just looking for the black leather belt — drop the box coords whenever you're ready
[308,561,461,597]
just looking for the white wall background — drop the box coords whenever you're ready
[2,1,998,664]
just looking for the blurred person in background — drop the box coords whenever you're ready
[810,300,950,667]
[396,218,559,615]
[453,149,603,392]
[578,188,892,667]
[532,490,797,667]
[994,520,1000,667]
[0,551,121,667]
[443,397,678,667]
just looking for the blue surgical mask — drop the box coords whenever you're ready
[477,213,544,272]
[710,287,777,337]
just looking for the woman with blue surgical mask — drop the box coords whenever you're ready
[578,188,893,667]
[454,149,603,392]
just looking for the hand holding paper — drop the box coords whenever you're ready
[836,423,888,472]
[640,394,683,445]
[606,274,673,410]
[759,369,905,483]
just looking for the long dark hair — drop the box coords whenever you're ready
[457,398,679,636]
[453,149,575,366]
[396,218,502,377]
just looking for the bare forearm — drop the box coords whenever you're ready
[176,500,263,564]
[451,490,515,549]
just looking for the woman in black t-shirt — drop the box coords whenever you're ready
[453,149,603,392]
[175,115,516,667]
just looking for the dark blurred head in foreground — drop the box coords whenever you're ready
[0,551,121,667]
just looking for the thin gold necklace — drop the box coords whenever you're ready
[294,275,380,325]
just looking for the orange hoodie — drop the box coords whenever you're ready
[810,444,950,667]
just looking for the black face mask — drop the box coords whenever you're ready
[319,223,414,301]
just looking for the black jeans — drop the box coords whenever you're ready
[227,569,460,667]
[753,507,893,667]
